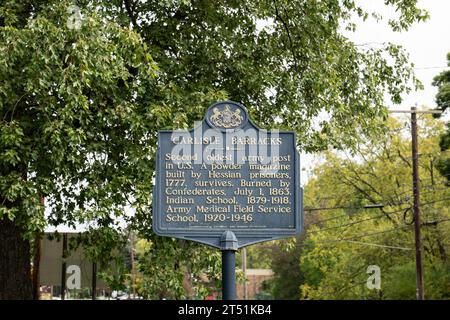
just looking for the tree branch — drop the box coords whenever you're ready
[397,148,411,167]
[123,0,138,30]
[273,0,299,72]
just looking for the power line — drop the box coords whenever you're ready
[378,181,450,203]
[311,107,443,300]
[419,187,450,197]
[306,197,409,215]
[344,240,413,251]
[306,172,450,205]
[420,197,450,207]
[300,107,448,298]
[305,205,362,212]
[422,218,450,226]
[307,206,409,234]
[315,225,413,244]
[307,197,450,230]
[307,205,397,226]
[299,221,449,249]
[306,187,450,215]
[389,110,442,114]
[306,179,449,214]
[306,198,408,225]
[419,173,450,184]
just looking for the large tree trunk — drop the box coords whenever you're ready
[0,217,33,300]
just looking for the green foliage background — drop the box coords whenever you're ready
[269,117,450,299]
[0,0,435,298]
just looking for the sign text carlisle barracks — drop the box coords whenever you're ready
[153,101,303,249]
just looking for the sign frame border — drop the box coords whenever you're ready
[152,101,303,249]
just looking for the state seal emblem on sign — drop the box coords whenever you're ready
[209,105,243,128]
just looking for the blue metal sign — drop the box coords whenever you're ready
[153,101,303,249]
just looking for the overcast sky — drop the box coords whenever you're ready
[348,0,450,110]
[300,0,450,182]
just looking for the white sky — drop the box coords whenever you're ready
[348,0,450,110]
[300,0,450,183]
[47,1,450,232]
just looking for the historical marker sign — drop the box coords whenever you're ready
[153,101,303,249]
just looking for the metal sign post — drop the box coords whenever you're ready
[153,101,303,299]
[221,231,237,300]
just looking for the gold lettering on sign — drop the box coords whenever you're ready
[249,163,290,171]
[165,171,185,178]
[166,196,194,204]
[240,180,272,187]
[208,171,241,179]
[165,153,198,161]
[162,146,295,226]
[171,136,220,145]
[166,214,199,222]
[196,205,231,213]
[231,136,282,145]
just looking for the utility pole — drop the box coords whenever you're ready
[410,106,424,300]
[389,107,442,300]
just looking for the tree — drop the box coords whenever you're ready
[0,1,159,298]
[270,238,304,300]
[298,117,450,299]
[1,0,428,299]
[432,52,450,182]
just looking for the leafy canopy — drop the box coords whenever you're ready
[432,52,450,181]
[297,116,450,299]
[0,0,429,298]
